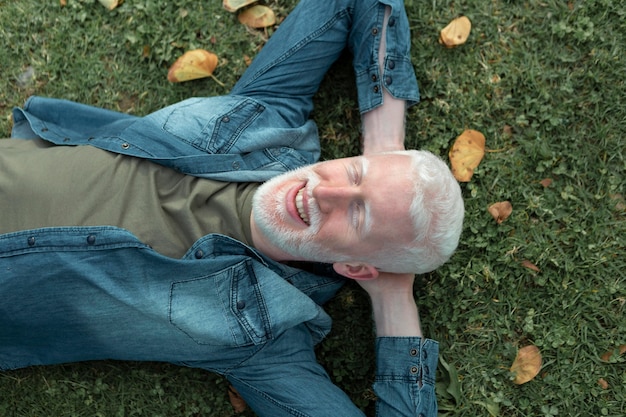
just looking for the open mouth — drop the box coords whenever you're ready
[295,187,310,225]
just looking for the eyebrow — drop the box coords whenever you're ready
[359,158,372,238]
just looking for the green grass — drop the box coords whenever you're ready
[1,0,625,416]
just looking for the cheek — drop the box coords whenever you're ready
[315,216,355,251]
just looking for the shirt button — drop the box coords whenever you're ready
[373,85,379,93]
[27,236,36,246]
[371,27,379,35]
[232,161,240,170]
[410,348,418,356]
[63,137,71,142]
[86,235,96,245]
[371,74,377,82]
[236,300,246,310]
[221,116,230,123]
[410,366,418,374]
[194,249,204,259]
[121,143,130,150]
[385,76,392,85]
[388,17,396,27]
[388,60,395,70]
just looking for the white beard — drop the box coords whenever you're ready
[251,165,340,263]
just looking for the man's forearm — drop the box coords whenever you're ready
[370,289,422,337]
[361,6,407,154]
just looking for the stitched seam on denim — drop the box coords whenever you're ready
[227,376,311,417]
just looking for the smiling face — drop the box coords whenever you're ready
[250,153,416,271]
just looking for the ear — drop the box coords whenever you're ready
[332,262,379,281]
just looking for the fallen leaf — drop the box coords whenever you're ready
[60,0,67,6]
[600,344,626,362]
[98,0,123,11]
[167,49,224,86]
[521,260,540,272]
[488,201,513,224]
[539,178,553,188]
[223,0,257,13]
[227,385,247,413]
[243,54,252,66]
[598,378,609,389]
[439,16,472,48]
[448,129,485,182]
[510,345,542,385]
[238,5,276,28]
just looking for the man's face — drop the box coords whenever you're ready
[251,153,416,266]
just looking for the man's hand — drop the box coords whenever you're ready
[357,272,423,338]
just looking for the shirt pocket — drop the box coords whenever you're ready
[169,259,272,347]
[162,97,265,154]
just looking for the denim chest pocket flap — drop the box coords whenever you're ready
[169,259,271,347]
[162,97,264,154]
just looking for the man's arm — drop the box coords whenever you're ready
[361,6,408,154]
[361,272,421,337]
[358,272,439,417]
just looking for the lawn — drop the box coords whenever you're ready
[1,0,624,416]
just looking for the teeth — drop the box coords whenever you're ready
[295,188,310,225]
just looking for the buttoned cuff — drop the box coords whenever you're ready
[375,337,438,386]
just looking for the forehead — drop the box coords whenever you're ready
[363,154,416,243]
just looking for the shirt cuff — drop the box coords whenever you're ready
[375,337,439,386]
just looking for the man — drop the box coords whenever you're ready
[0,0,464,415]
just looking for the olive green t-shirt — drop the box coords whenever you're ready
[0,139,259,258]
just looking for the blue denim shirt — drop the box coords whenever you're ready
[5,94,439,417]
[0,228,341,364]
[12,95,321,183]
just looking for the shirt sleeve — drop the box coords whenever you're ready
[373,337,439,417]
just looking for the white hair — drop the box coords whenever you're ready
[365,149,464,274]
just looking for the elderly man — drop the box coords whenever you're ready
[0,0,464,415]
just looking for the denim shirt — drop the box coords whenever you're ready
[12,95,321,182]
[5,95,439,416]
[0,228,342,363]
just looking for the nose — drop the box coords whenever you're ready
[312,184,355,213]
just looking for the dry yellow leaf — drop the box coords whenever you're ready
[510,345,542,385]
[448,129,485,182]
[98,0,123,11]
[167,49,220,83]
[488,201,512,224]
[238,5,276,28]
[439,16,472,47]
